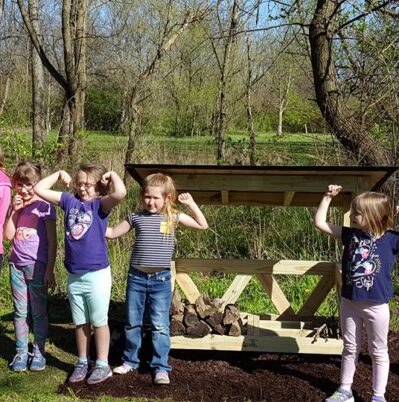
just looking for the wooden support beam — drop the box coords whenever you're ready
[176,258,336,276]
[256,274,295,318]
[171,261,176,292]
[221,190,229,205]
[283,191,295,206]
[175,272,201,304]
[297,275,335,317]
[171,334,343,355]
[221,275,252,307]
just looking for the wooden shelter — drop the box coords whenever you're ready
[125,164,397,355]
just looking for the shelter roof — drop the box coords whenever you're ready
[125,164,397,207]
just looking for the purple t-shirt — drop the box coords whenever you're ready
[60,193,109,274]
[341,227,399,303]
[10,199,56,266]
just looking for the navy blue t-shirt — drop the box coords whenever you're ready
[341,227,399,303]
[60,193,109,274]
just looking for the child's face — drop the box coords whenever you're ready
[350,209,369,231]
[143,185,165,213]
[14,180,37,203]
[75,171,98,201]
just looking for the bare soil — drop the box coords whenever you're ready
[60,330,399,402]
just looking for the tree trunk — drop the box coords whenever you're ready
[309,0,390,165]
[0,76,10,116]
[75,0,87,130]
[123,85,140,181]
[214,0,239,163]
[246,36,256,165]
[29,0,45,159]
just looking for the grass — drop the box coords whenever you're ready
[0,128,398,400]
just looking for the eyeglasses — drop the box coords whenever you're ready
[15,183,35,191]
[76,182,96,190]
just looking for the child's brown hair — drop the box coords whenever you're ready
[351,191,394,238]
[12,161,42,184]
[74,163,109,196]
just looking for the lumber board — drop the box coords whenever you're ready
[283,191,295,206]
[297,275,335,317]
[176,258,336,275]
[171,261,176,292]
[171,334,343,355]
[221,190,229,205]
[175,272,201,304]
[185,191,352,207]
[221,274,252,307]
[165,174,370,193]
[247,314,260,336]
[256,273,295,317]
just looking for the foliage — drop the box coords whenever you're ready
[85,87,122,132]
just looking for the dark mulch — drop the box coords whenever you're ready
[59,331,399,401]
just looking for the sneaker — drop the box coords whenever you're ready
[69,362,89,383]
[9,352,29,372]
[86,365,112,385]
[371,396,386,402]
[30,352,46,371]
[153,371,170,385]
[113,362,134,375]
[325,388,354,402]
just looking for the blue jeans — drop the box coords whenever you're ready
[123,268,172,373]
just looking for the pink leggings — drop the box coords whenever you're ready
[340,297,390,397]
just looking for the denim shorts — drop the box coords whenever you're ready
[68,266,112,326]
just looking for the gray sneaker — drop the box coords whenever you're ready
[86,365,112,385]
[9,352,30,372]
[325,388,354,402]
[69,362,89,383]
[153,371,170,385]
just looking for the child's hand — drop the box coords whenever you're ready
[178,192,195,206]
[59,170,71,187]
[101,171,113,187]
[325,185,342,198]
[12,195,24,212]
[44,270,56,289]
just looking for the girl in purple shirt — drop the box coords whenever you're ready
[5,161,56,372]
[34,164,126,385]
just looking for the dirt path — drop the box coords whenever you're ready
[60,331,399,401]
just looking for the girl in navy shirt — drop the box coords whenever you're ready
[315,185,399,402]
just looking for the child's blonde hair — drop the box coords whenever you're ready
[351,191,394,238]
[12,161,42,184]
[74,163,109,196]
[142,173,178,230]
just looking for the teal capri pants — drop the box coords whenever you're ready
[67,266,112,327]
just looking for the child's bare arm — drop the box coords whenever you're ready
[178,193,208,230]
[106,220,131,239]
[34,170,71,206]
[314,185,343,238]
[100,171,127,214]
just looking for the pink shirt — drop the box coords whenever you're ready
[0,170,11,254]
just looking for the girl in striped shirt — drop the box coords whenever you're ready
[106,172,208,385]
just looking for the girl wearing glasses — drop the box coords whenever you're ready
[5,161,56,372]
[34,164,126,385]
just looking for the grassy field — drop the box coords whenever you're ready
[0,129,398,401]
